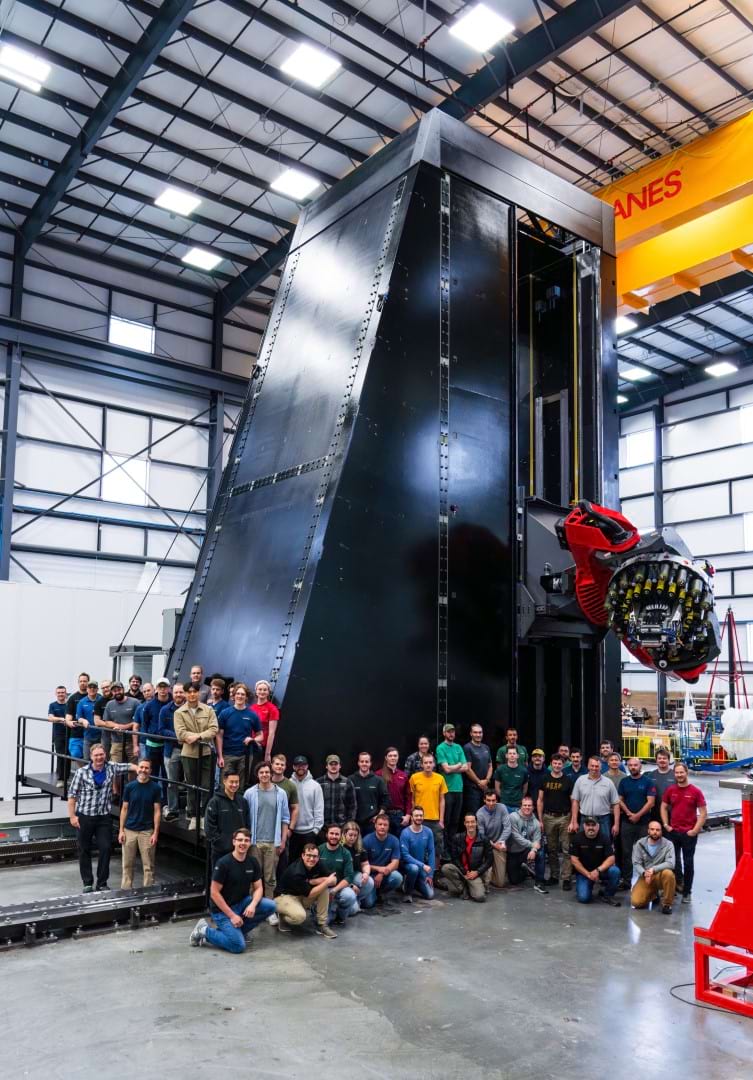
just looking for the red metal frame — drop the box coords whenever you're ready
[694,792,753,1017]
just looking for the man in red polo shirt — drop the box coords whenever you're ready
[660,762,707,904]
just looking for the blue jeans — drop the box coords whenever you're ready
[575,866,621,903]
[403,862,434,899]
[329,885,359,922]
[354,871,375,908]
[507,846,546,885]
[360,869,403,908]
[205,897,276,953]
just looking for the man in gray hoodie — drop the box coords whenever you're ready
[506,796,548,894]
[630,818,676,914]
[290,755,325,861]
[476,789,512,888]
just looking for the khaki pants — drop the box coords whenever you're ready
[631,868,677,908]
[441,862,486,902]
[488,845,507,888]
[251,842,279,897]
[109,740,124,763]
[276,890,329,928]
[121,828,156,888]
[543,813,571,881]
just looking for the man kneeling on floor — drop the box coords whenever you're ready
[440,813,493,901]
[631,819,676,914]
[274,843,338,938]
[569,817,621,906]
[190,828,275,952]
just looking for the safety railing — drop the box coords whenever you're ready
[15,714,218,862]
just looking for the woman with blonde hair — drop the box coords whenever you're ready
[251,680,279,759]
[341,820,375,911]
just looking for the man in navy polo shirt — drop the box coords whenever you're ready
[118,759,162,888]
[159,682,185,820]
[217,684,261,788]
[48,685,68,786]
[143,680,171,799]
[617,758,656,887]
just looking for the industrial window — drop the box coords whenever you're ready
[108,315,155,354]
[101,454,149,506]
[624,429,655,468]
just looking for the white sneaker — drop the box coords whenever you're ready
[267,913,279,926]
[189,918,208,946]
[187,818,197,832]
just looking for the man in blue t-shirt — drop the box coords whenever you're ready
[400,807,435,900]
[217,684,261,788]
[48,684,68,785]
[118,759,162,888]
[617,758,656,886]
[159,682,185,820]
[76,682,103,753]
[142,680,172,797]
[362,813,403,906]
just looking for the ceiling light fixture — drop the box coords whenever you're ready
[154,186,201,216]
[182,247,222,271]
[705,360,738,377]
[270,168,321,201]
[621,366,654,381]
[0,43,51,93]
[280,43,341,88]
[615,316,637,335]
[617,394,628,404]
[449,4,515,52]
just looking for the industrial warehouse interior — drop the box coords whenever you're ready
[2,0,753,1076]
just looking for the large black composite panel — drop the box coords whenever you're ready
[169,110,616,768]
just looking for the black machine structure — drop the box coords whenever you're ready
[167,109,626,761]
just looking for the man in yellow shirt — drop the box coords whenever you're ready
[409,753,448,860]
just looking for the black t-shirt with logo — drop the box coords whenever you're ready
[540,773,574,816]
[570,832,614,873]
[211,852,261,910]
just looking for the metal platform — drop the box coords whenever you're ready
[0,880,206,948]
[0,818,78,867]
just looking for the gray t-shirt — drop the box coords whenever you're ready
[103,697,139,743]
[648,768,675,800]
[572,774,619,817]
[256,787,277,843]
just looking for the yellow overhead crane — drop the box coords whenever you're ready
[599,111,753,314]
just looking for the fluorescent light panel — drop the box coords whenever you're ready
[0,44,51,92]
[182,247,222,271]
[621,366,654,381]
[449,4,515,52]
[108,316,155,354]
[615,316,637,335]
[154,186,201,216]
[270,168,320,201]
[617,394,628,404]
[280,43,341,88]
[705,360,738,377]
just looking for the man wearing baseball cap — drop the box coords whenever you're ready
[435,724,469,844]
[569,816,621,906]
[316,754,356,828]
[290,755,324,861]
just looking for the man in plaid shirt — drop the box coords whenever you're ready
[316,754,356,827]
[68,743,136,892]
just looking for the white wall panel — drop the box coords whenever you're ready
[735,569,753,593]
[146,530,200,563]
[620,411,653,435]
[15,441,101,496]
[664,444,753,488]
[732,478,753,514]
[730,383,753,408]
[157,307,210,340]
[0,284,9,316]
[707,553,753,570]
[149,461,207,511]
[619,464,654,498]
[728,597,753,620]
[99,524,145,556]
[664,392,727,423]
[712,571,732,596]
[620,496,654,530]
[151,418,207,467]
[23,294,107,340]
[111,292,153,322]
[25,265,108,310]
[14,489,205,531]
[105,409,150,456]
[18,392,103,447]
[673,516,744,555]
[664,483,729,523]
[222,347,255,378]
[663,411,741,457]
[12,513,98,551]
[155,329,211,368]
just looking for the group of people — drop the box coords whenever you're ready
[54,669,709,954]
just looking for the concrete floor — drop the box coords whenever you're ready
[1,774,751,1080]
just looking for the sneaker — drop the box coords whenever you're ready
[163,811,179,821]
[97,884,111,892]
[616,879,630,892]
[187,818,197,832]
[403,895,414,904]
[562,879,572,891]
[599,894,621,907]
[189,918,208,946]
[315,925,338,939]
[277,919,292,933]
[661,904,673,915]
[55,779,64,787]
[682,893,692,904]
[267,913,279,926]
[523,862,536,879]
[533,882,549,895]
[82,884,94,893]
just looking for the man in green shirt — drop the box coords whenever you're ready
[318,824,359,923]
[496,727,528,767]
[435,723,469,844]
[494,747,529,811]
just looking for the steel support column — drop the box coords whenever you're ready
[652,401,667,721]
[0,345,21,580]
[208,301,225,506]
